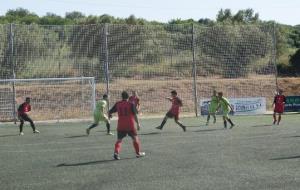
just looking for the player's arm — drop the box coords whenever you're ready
[165,97,172,101]
[178,98,183,107]
[131,104,140,130]
[108,103,117,118]
[272,96,276,107]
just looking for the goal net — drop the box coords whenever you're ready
[0,77,96,122]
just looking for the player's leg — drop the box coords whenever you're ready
[114,131,127,160]
[212,113,216,124]
[273,112,277,124]
[156,112,171,130]
[226,117,235,129]
[22,114,39,133]
[19,116,25,135]
[86,113,100,135]
[103,115,113,135]
[174,115,186,132]
[222,116,227,129]
[206,113,210,125]
[277,113,282,125]
[128,131,145,158]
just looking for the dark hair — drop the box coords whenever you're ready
[218,92,223,96]
[25,97,31,101]
[121,91,129,100]
[103,94,108,99]
[171,90,177,95]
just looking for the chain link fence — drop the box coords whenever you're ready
[0,23,277,121]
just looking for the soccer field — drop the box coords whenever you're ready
[0,114,299,190]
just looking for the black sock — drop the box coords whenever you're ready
[88,123,97,130]
[160,118,167,129]
[224,120,227,128]
[106,123,111,133]
[19,122,24,132]
[228,119,234,126]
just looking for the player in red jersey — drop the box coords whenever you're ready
[272,89,286,125]
[155,90,186,132]
[109,91,145,160]
[128,90,140,113]
[17,97,40,135]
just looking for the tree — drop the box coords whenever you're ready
[65,11,85,20]
[290,49,300,73]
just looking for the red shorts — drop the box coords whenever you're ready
[166,111,179,120]
[274,105,284,113]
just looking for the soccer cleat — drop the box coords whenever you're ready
[136,152,146,158]
[113,153,120,160]
[106,132,114,136]
[86,128,90,136]
[181,125,186,132]
[19,132,24,136]
[155,126,162,130]
[213,119,216,124]
[206,122,209,126]
[273,120,277,125]
[230,124,235,129]
[33,130,40,134]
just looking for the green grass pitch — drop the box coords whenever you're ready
[0,114,299,190]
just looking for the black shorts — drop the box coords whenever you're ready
[166,111,179,120]
[18,114,33,122]
[117,130,137,140]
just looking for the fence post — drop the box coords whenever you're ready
[192,24,198,117]
[271,23,279,91]
[9,23,17,123]
[104,24,110,109]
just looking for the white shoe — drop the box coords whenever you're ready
[136,152,146,158]
[33,130,40,134]
[19,132,24,136]
[106,132,114,136]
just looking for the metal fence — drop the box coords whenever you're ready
[0,23,277,121]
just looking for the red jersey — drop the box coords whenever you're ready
[273,95,286,113]
[169,97,182,115]
[109,100,137,131]
[18,102,31,115]
[129,96,140,108]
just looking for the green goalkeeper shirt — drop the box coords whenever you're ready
[95,100,107,114]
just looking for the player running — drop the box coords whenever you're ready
[272,89,286,125]
[155,90,186,132]
[18,97,40,135]
[109,91,145,160]
[206,90,219,125]
[86,94,113,136]
[129,90,140,113]
[217,92,235,129]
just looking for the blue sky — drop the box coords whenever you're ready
[1,0,300,25]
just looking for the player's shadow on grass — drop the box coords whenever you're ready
[0,134,19,138]
[140,132,161,136]
[251,124,273,128]
[56,158,134,167]
[64,135,87,138]
[270,155,300,160]
[193,128,224,133]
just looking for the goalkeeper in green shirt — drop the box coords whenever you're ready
[217,92,235,129]
[206,90,219,125]
[86,94,113,135]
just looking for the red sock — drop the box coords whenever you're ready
[133,138,140,154]
[114,140,122,154]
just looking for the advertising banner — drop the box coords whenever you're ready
[200,97,266,115]
[285,96,300,112]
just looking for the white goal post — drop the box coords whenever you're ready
[0,77,96,122]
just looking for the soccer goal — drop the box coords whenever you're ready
[0,77,96,122]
